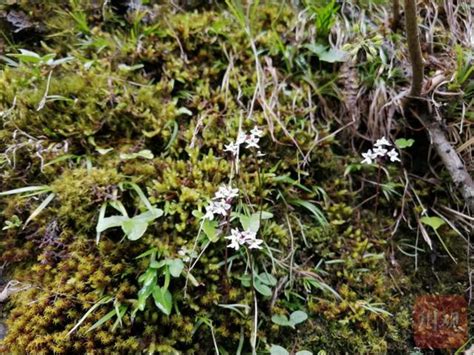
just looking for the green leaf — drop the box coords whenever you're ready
[304,43,327,56]
[0,55,19,67]
[109,200,128,216]
[9,49,41,63]
[96,147,113,155]
[289,311,308,326]
[136,283,154,312]
[118,63,144,72]
[86,309,116,333]
[239,212,273,233]
[167,259,184,278]
[47,56,75,66]
[239,274,251,287]
[296,351,313,355]
[121,218,149,241]
[139,268,157,287]
[135,247,158,259]
[24,192,55,226]
[202,219,219,242]
[305,44,347,62]
[289,199,327,225]
[253,280,272,297]
[119,149,154,160]
[164,120,179,150]
[270,345,290,355]
[152,287,173,315]
[67,296,113,336]
[420,216,446,231]
[43,154,80,167]
[149,260,166,269]
[270,174,312,193]
[271,314,290,327]
[124,182,155,213]
[0,185,50,196]
[395,138,415,149]
[134,207,163,223]
[257,272,277,286]
[112,304,128,330]
[97,215,128,233]
[317,48,348,63]
[177,107,192,116]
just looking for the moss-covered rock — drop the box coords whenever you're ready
[0,0,470,353]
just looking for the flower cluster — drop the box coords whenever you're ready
[204,185,239,220]
[361,136,400,164]
[225,228,263,250]
[224,126,264,156]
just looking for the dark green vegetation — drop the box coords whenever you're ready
[0,0,472,353]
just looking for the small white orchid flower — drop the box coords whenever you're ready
[361,149,377,164]
[224,142,240,156]
[250,126,263,138]
[373,146,388,157]
[204,200,231,220]
[204,204,216,220]
[387,148,401,162]
[374,136,391,147]
[225,229,244,250]
[211,200,231,215]
[242,230,263,249]
[245,134,260,149]
[214,185,239,200]
[247,238,264,249]
[225,228,264,250]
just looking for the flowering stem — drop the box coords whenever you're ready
[375,163,382,213]
[248,250,257,355]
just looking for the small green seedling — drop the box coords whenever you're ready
[270,344,312,355]
[395,138,415,149]
[133,249,184,317]
[420,215,456,262]
[95,183,163,243]
[239,272,277,297]
[271,310,308,329]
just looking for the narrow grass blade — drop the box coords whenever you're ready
[0,186,50,196]
[24,193,55,227]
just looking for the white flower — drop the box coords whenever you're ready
[225,228,264,250]
[224,142,240,156]
[211,200,231,216]
[250,126,263,138]
[387,148,401,162]
[204,204,216,220]
[247,238,264,249]
[373,146,388,157]
[245,134,260,149]
[214,185,239,201]
[374,136,392,147]
[361,149,377,164]
[241,230,263,249]
[204,200,231,220]
[225,229,245,250]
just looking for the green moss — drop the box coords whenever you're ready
[0,0,468,353]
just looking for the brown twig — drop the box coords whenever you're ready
[403,0,474,210]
